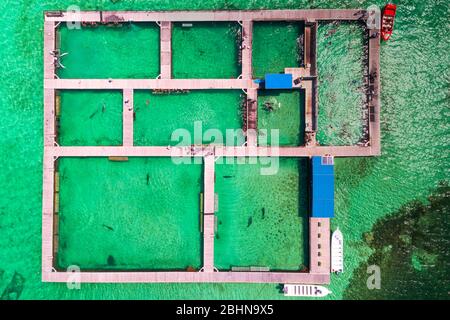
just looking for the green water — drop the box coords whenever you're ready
[0,0,448,300]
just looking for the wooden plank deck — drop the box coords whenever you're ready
[43,21,55,79]
[43,270,330,283]
[203,156,215,214]
[309,218,331,274]
[241,21,253,79]
[42,152,55,274]
[160,21,172,79]
[203,155,216,273]
[42,9,381,284]
[245,89,258,146]
[42,21,57,275]
[202,215,215,273]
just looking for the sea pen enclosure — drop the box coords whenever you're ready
[43,9,380,283]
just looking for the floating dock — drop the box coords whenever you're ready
[42,9,380,284]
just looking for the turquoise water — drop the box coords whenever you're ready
[0,0,448,300]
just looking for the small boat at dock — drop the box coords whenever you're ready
[381,3,397,41]
[331,228,344,274]
[283,284,331,297]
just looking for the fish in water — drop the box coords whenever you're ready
[262,208,265,219]
[102,103,106,113]
[247,216,253,227]
[146,173,150,185]
[102,224,114,231]
[89,109,99,119]
[223,175,234,179]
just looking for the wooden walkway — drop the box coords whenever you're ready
[44,79,259,90]
[42,21,56,276]
[245,89,258,146]
[42,9,381,284]
[48,145,374,158]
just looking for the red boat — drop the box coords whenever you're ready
[381,3,397,41]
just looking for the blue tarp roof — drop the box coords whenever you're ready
[311,156,334,218]
[264,73,293,89]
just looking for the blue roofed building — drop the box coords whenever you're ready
[311,156,334,218]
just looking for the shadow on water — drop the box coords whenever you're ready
[343,182,450,300]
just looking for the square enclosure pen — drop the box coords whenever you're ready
[43,9,380,283]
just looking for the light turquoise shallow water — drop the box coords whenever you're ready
[0,0,448,300]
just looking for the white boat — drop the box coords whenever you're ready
[283,284,332,297]
[331,227,344,273]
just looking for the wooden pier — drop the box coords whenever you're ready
[202,156,216,273]
[245,89,258,146]
[122,89,134,146]
[42,9,380,284]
